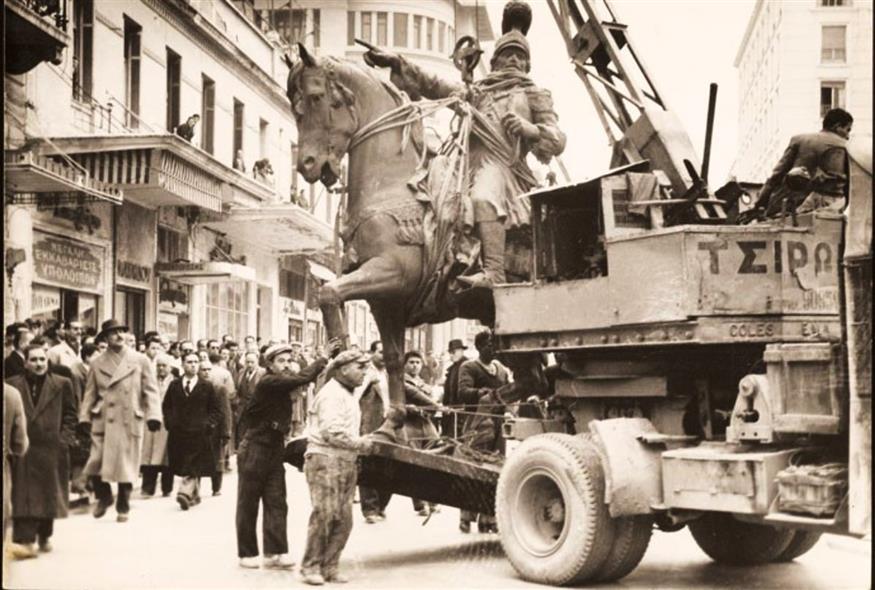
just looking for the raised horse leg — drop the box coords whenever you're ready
[317,255,412,441]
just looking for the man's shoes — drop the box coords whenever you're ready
[376,513,386,521]
[302,573,325,586]
[141,490,154,499]
[238,556,260,569]
[459,521,471,534]
[177,495,191,511]
[365,514,378,524]
[162,491,171,497]
[263,554,295,569]
[212,490,221,497]
[117,513,129,523]
[324,572,349,583]
[37,539,52,553]
[93,501,111,519]
[8,543,38,560]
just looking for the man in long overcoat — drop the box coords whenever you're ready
[402,351,441,517]
[79,319,162,522]
[162,352,226,510]
[6,344,77,557]
[140,354,175,497]
[441,339,469,438]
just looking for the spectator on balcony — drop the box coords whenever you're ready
[175,115,200,143]
[234,150,247,173]
[253,158,275,186]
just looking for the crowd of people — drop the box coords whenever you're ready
[2,314,511,584]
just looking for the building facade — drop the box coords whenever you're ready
[732,0,873,182]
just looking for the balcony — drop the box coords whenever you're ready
[5,0,70,75]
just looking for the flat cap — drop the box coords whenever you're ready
[329,350,370,370]
[264,343,292,362]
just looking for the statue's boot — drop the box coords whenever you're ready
[458,220,506,289]
[370,407,406,443]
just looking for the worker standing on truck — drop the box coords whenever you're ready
[301,351,374,586]
[457,330,510,534]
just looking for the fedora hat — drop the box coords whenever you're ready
[447,339,468,352]
[97,318,128,340]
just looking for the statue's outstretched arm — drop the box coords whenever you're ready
[527,88,567,164]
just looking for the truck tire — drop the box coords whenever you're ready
[594,515,653,582]
[774,530,822,562]
[689,512,795,565]
[496,433,614,585]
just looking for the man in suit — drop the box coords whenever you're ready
[78,319,162,523]
[47,321,83,369]
[206,352,235,481]
[234,351,265,447]
[4,327,33,379]
[163,352,226,510]
[457,330,510,534]
[140,354,176,498]
[441,339,469,438]
[68,342,100,498]
[402,351,441,517]
[6,344,77,558]
[751,108,854,219]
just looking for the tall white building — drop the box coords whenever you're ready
[732,0,873,182]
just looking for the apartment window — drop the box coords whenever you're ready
[157,226,186,262]
[426,17,434,51]
[259,119,269,159]
[413,15,422,49]
[312,9,320,47]
[166,48,181,132]
[291,9,304,42]
[393,13,408,47]
[72,0,93,102]
[820,81,846,117]
[361,12,372,43]
[821,25,846,62]
[820,0,846,6]
[438,22,446,53]
[123,16,141,128]
[206,282,249,341]
[347,11,355,45]
[279,269,306,300]
[201,75,215,154]
[233,99,245,166]
[376,12,387,45]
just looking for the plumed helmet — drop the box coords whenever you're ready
[491,1,532,71]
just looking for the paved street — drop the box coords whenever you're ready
[6,464,871,590]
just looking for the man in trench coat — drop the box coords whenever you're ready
[140,354,176,497]
[79,319,162,522]
[6,344,77,557]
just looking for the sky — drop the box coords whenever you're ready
[484,0,758,185]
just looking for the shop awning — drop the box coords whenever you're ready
[33,135,277,213]
[4,150,123,204]
[204,204,334,255]
[154,261,256,284]
[307,260,337,282]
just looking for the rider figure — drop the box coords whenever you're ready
[364,1,566,288]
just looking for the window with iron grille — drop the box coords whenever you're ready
[821,25,846,62]
[72,0,93,102]
[123,16,141,128]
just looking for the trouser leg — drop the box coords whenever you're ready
[236,469,264,558]
[321,459,357,576]
[178,476,198,502]
[36,519,53,543]
[116,483,132,514]
[261,463,288,556]
[302,455,331,575]
[91,476,113,507]
[12,518,38,544]
[359,486,380,517]
[211,471,223,494]
[141,466,158,495]
[159,468,174,496]
[460,509,476,524]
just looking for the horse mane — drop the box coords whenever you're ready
[289,54,402,108]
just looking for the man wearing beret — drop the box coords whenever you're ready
[300,350,375,585]
[235,341,334,570]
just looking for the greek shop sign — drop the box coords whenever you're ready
[33,233,104,293]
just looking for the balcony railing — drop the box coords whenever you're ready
[13,0,68,32]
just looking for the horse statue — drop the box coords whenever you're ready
[287,45,546,438]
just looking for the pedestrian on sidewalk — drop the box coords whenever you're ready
[163,353,225,510]
[79,319,162,523]
[140,354,175,498]
[6,344,77,558]
[236,343,330,570]
[301,350,375,586]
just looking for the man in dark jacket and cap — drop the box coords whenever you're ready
[441,339,469,438]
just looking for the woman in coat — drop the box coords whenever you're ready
[162,353,225,510]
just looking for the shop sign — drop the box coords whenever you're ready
[158,278,189,312]
[32,284,61,317]
[33,233,104,293]
[117,260,152,284]
[280,296,303,318]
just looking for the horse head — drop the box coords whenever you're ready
[287,44,361,188]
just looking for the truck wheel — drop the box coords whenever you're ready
[496,433,614,585]
[689,513,795,565]
[774,531,822,562]
[594,515,653,582]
